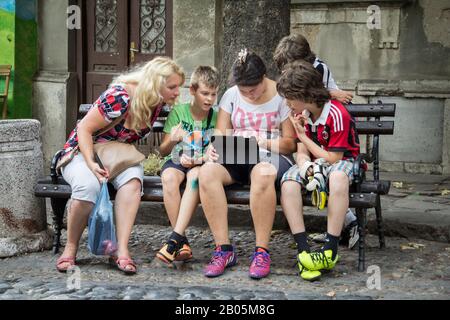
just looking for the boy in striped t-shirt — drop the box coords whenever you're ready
[274,33,354,104]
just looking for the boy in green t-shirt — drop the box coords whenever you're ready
[156,66,219,264]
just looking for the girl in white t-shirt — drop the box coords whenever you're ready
[198,50,297,279]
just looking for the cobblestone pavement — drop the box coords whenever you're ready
[0,225,449,300]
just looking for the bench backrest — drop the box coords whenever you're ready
[79,102,396,136]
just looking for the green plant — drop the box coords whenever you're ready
[143,152,164,176]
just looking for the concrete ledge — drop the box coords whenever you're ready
[0,228,54,258]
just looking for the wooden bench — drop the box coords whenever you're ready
[35,102,396,272]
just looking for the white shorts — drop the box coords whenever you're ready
[61,153,144,204]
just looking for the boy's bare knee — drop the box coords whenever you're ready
[162,170,183,184]
[281,181,302,196]
[252,162,277,178]
[251,164,276,190]
[251,174,276,196]
[329,171,349,196]
[198,163,221,184]
[186,167,200,181]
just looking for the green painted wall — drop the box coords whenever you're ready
[0,0,37,119]
[0,6,15,117]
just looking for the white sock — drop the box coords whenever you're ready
[344,208,357,227]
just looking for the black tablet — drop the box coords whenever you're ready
[211,135,260,164]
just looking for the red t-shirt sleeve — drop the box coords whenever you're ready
[327,105,352,153]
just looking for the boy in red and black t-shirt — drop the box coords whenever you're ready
[277,61,361,281]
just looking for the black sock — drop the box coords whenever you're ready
[180,235,189,246]
[169,231,185,244]
[255,246,269,254]
[293,232,310,253]
[167,231,185,253]
[219,244,234,252]
[322,233,339,260]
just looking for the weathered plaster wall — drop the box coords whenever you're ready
[291,0,450,173]
[291,0,450,81]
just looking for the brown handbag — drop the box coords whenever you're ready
[56,113,145,178]
[93,141,145,180]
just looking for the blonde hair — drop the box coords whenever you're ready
[111,56,185,132]
[190,65,220,90]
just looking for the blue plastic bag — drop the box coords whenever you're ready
[87,181,118,256]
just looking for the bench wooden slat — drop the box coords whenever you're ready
[35,178,382,208]
[37,176,390,195]
[360,180,390,195]
[152,121,165,132]
[79,103,394,135]
[80,104,396,118]
[346,104,396,117]
[140,187,378,208]
[355,121,394,135]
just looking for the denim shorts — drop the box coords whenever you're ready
[61,153,144,204]
[160,159,191,175]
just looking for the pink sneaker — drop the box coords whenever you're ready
[203,246,237,277]
[249,249,271,279]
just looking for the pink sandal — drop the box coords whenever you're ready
[56,256,76,273]
[110,256,137,275]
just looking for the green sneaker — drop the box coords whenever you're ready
[298,250,339,272]
[297,256,321,281]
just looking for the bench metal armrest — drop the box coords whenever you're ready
[50,150,64,184]
[352,154,366,190]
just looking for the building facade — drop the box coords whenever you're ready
[2,0,449,174]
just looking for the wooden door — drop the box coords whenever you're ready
[85,0,173,104]
[130,0,173,65]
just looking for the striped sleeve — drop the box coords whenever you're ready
[313,58,339,90]
[327,103,351,152]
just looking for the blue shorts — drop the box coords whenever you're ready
[161,159,191,175]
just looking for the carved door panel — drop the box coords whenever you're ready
[86,0,128,103]
[85,0,173,104]
[130,0,173,65]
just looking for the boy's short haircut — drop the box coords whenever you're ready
[273,34,316,72]
[277,60,330,109]
[190,66,220,90]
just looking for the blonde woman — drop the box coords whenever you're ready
[56,57,185,274]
